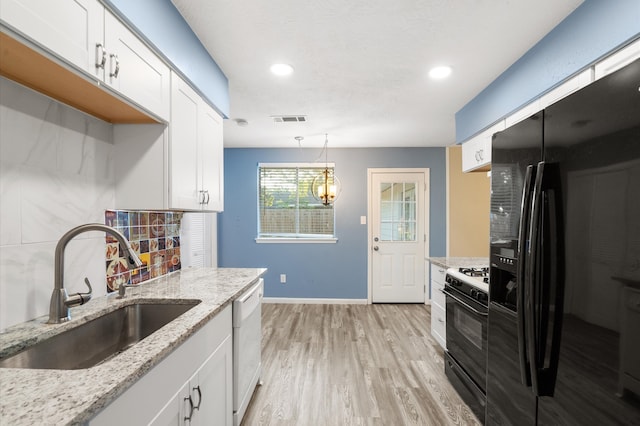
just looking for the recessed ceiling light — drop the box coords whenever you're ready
[270,63,294,76]
[428,65,452,80]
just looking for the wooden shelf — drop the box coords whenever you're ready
[0,31,159,124]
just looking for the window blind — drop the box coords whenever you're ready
[258,165,335,238]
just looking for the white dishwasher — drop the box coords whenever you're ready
[233,278,263,426]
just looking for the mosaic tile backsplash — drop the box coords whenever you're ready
[105,210,183,292]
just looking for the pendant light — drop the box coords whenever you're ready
[311,134,341,206]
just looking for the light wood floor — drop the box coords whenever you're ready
[241,303,481,426]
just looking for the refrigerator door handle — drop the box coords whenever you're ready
[536,162,565,397]
[525,161,545,395]
[527,161,565,397]
[517,164,535,387]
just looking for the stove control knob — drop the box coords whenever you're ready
[470,289,478,298]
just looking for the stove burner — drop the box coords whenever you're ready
[458,267,489,277]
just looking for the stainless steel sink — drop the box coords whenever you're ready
[0,301,200,370]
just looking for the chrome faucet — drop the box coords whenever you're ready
[47,223,144,324]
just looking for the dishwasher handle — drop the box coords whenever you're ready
[233,278,263,326]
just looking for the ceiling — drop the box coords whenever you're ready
[171,0,583,149]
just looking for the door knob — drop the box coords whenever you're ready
[373,246,379,251]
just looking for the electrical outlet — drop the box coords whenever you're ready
[280,274,286,284]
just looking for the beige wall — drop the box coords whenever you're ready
[447,146,490,257]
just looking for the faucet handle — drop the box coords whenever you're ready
[64,277,93,307]
[117,282,136,299]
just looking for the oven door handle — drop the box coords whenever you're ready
[442,289,488,317]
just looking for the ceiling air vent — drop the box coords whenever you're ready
[272,115,307,123]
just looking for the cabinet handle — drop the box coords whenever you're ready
[192,385,202,410]
[478,148,484,161]
[199,190,206,204]
[95,43,106,69]
[438,318,444,323]
[109,53,120,78]
[204,190,210,205]
[184,394,194,421]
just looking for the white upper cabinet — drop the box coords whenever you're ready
[170,73,201,210]
[170,72,224,212]
[462,120,504,172]
[594,38,640,80]
[199,102,224,212]
[539,69,592,110]
[0,0,170,121]
[0,0,105,80]
[103,11,170,121]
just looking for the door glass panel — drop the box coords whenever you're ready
[380,223,392,241]
[379,182,417,241]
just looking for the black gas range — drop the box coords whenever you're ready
[443,266,489,423]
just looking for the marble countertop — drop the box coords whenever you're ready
[428,257,489,269]
[0,267,266,426]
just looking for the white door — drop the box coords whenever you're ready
[369,169,428,303]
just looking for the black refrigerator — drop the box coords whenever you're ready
[487,57,640,425]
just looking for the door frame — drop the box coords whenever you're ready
[367,168,430,304]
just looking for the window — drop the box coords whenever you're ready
[258,163,336,242]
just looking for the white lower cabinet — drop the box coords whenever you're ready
[90,305,232,426]
[430,264,447,349]
[151,335,232,425]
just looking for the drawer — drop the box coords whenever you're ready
[432,284,445,309]
[431,304,446,349]
[431,264,447,286]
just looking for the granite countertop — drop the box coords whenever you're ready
[0,267,266,426]
[428,257,490,269]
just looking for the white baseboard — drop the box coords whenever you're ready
[263,297,368,305]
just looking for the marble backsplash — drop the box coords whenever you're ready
[0,77,115,331]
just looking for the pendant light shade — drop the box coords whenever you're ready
[312,168,341,206]
[311,134,341,206]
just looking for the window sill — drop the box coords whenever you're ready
[255,237,338,244]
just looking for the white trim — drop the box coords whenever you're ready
[263,297,368,304]
[258,162,335,168]
[446,147,451,258]
[255,237,338,244]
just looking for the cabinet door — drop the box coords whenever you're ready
[199,103,224,212]
[461,138,480,172]
[170,73,201,210]
[104,11,170,121]
[149,382,189,426]
[0,0,104,79]
[193,334,233,426]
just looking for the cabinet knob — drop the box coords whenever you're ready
[373,246,379,251]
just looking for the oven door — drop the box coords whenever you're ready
[443,285,488,392]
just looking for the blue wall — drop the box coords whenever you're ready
[456,0,640,142]
[218,148,446,300]
[104,0,229,117]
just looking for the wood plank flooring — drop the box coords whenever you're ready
[241,303,481,426]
